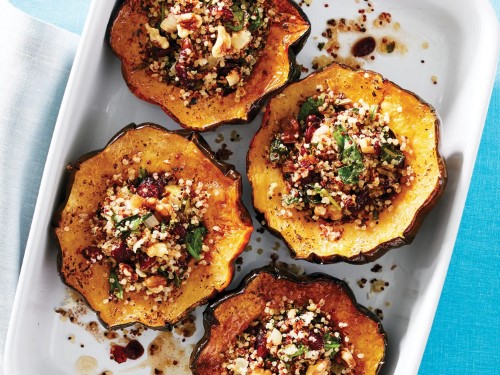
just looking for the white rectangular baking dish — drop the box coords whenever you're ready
[5,0,499,374]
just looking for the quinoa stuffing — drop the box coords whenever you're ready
[80,153,211,303]
[221,299,360,374]
[268,85,414,240]
[143,0,275,105]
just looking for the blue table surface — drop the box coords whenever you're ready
[9,0,500,373]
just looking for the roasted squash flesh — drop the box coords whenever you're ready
[55,123,253,329]
[109,0,311,131]
[247,63,447,263]
[191,267,386,374]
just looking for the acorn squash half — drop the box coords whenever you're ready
[247,62,447,263]
[54,123,253,329]
[108,0,311,131]
[191,266,386,374]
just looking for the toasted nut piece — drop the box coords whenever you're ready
[177,13,203,38]
[268,328,282,346]
[226,69,240,87]
[358,137,375,154]
[231,29,252,51]
[146,242,169,258]
[341,348,357,369]
[306,358,331,375]
[144,275,167,293]
[130,194,145,210]
[144,23,169,49]
[118,263,138,283]
[212,25,231,58]
[160,13,177,34]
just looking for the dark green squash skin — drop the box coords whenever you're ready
[190,265,387,374]
[54,122,252,330]
[107,0,311,131]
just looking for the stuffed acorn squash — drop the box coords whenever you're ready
[54,123,253,329]
[247,63,447,263]
[191,266,386,375]
[108,0,311,131]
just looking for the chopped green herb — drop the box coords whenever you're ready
[109,269,123,300]
[386,41,396,53]
[173,274,182,288]
[369,105,379,121]
[138,166,148,180]
[116,212,153,236]
[160,221,168,233]
[226,6,245,31]
[333,125,365,184]
[269,137,289,163]
[182,198,191,213]
[298,97,324,123]
[324,333,341,354]
[289,344,308,358]
[380,143,405,166]
[185,225,208,260]
[380,129,405,166]
[248,9,262,31]
[282,195,300,206]
[319,189,342,210]
[317,42,325,51]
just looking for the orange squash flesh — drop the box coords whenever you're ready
[54,123,253,329]
[191,267,386,374]
[247,63,447,263]
[108,0,311,131]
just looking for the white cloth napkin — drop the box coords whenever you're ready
[0,0,79,365]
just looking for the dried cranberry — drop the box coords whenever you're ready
[218,60,239,77]
[171,223,187,241]
[304,125,318,144]
[351,36,376,57]
[110,340,144,364]
[305,114,321,128]
[281,118,300,144]
[219,8,234,21]
[110,345,127,364]
[124,340,144,360]
[111,242,134,263]
[373,139,382,156]
[354,190,370,213]
[81,246,103,262]
[307,331,324,350]
[175,63,191,87]
[137,177,162,198]
[138,252,156,270]
[255,331,269,358]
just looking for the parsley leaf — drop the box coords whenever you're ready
[333,126,365,184]
[116,212,153,237]
[269,137,289,163]
[289,344,308,358]
[298,97,324,123]
[138,166,148,180]
[226,6,245,31]
[380,129,405,166]
[369,104,379,121]
[185,225,208,260]
[109,269,123,300]
[282,194,300,206]
[248,9,262,31]
[324,333,341,355]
